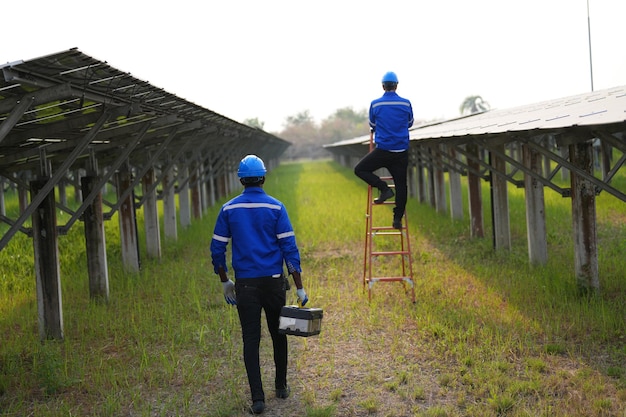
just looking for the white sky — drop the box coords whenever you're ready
[3,0,625,133]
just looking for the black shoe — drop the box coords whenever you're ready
[375,188,394,204]
[250,400,265,414]
[276,385,290,399]
[393,218,402,229]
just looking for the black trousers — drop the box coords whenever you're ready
[235,276,287,402]
[354,148,409,219]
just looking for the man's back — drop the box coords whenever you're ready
[369,91,414,151]
[211,186,300,279]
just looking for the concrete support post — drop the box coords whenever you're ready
[179,165,191,228]
[522,144,548,265]
[142,167,161,259]
[163,167,178,240]
[448,147,463,220]
[570,140,599,292]
[58,179,67,207]
[434,146,447,214]
[200,163,208,213]
[217,173,227,200]
[466,143,484,238]
[427,149,436,209]
[407,161,416,199]
[229,170,237,196]
[74,169,84,204]
[81,175,109,301]
[31,177,64,340]
[560,146,570,181]
[600,139,612,181]
[116,166,140,272]
[543,136,552,177]
[18,178,29,214]
[490,144,511,250]
[416,162,426,204]
[207,168,216,207]
[191,166,202,220]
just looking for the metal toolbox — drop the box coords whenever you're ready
[278,305,323,337]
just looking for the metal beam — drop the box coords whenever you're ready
[59,121,152,232]
[0,95,35,143]
[523,139,626,203]
[134,130,196,207]
[0,109,111,251]
[0,83,73,114]
[107,127,179,215]
[477,138,569,196]
[448,145,491,181]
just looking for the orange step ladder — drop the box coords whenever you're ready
[363,176,416,303]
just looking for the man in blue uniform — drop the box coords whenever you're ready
[355,71,414,229]
[211,154,308,415]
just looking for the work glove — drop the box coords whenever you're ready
[222,280,237,305]
[296,288,308,306]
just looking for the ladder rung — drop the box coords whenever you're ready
[371,250,410,256]
[369,232,402,237]
[364,182,414,302]
[371,226,402,232]
[368,277,414,284]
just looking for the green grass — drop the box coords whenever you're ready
[0,159,625,416]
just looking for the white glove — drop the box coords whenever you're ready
[296,288,308,306]
[222,280,236,305]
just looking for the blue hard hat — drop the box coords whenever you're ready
[381,71,399,83]
[237,155,267,178]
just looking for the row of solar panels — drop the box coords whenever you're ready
[0,48,289,176]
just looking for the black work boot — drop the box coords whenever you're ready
[393,215,403,229]
[250,400,265,414]
[276,385,290,399]
[375,187,394,204]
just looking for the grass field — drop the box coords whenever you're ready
[0,159,625,416]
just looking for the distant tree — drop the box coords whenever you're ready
[460,95,490,115]
[281,110,321,160]
[243,117,265,129]
[277,107,369,160]
[331,107,367,124]
[285,110,314,127]
[319,107,368,142]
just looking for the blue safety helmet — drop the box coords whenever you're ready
[237,154,267,178]
[381,71,399,83]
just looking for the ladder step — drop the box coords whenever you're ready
[367,277,414,284]
[371,250,410,256]
[364,180,415,302]
[371,226,403,232]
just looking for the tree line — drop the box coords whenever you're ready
[245,96,489,160]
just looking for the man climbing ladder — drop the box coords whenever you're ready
[354,71,414,229]
[356,71,416,302]
[362,176,416,303]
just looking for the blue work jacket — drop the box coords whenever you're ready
[369,91,414,151]
[211,186,301,279]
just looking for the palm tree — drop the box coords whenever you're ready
[459,95,490,115]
